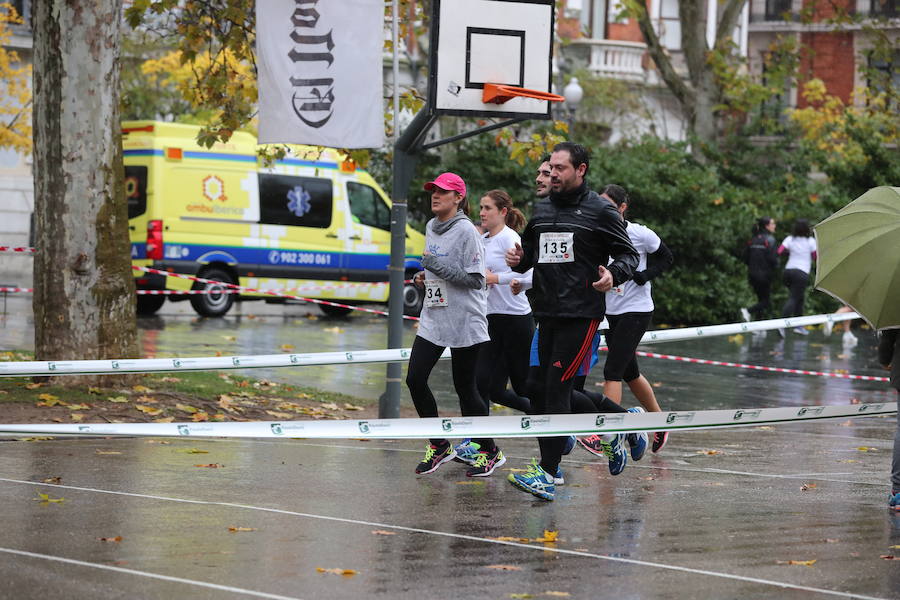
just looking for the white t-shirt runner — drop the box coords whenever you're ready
[781,235,817,274]
[605,221,660,315]
[482,226,532,316]
[417,217,489,348]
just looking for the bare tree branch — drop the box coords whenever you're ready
[716,0,748,45]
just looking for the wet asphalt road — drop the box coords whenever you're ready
[1,295,899,598]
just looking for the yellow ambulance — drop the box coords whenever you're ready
[124,120,425,317]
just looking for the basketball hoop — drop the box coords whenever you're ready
[482,83,565,105]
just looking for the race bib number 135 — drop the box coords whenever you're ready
[538,232,575,263]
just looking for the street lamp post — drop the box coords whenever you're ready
[562,77,583,129]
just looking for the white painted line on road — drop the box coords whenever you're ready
[0,477,889,600]
[0,547,302,600]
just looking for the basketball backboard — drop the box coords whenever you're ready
[428,0,555,119]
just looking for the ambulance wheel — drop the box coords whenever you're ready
[136,295,165,316]
[190,268,236,317]
[403,281,423,317]
[319,303,353,317]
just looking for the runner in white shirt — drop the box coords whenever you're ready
[778,219,817,336]
[579,185,674,456]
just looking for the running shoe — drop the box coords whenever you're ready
[599,434,628,476]
[625,407,648,461]
[466,446,506,477]
[415,442,456,475]
[453,438,481,466]
[508,459,555,501]
[793,326,809,336]
[578,435,605,457]
[777,327,785,338]
[823,320,833,336]
[652,430,669,453]
[891,490,900,511]
[562,435,577,455]
[740,307,751,322]
[843,331,858,348]
[554,467,565,485]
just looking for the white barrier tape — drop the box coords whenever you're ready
[638,312,859,344]
[631,350,890,383]
[133,265,420,321]
[0,246,35,254]
[0,313,869,378]
[0,402,894,439]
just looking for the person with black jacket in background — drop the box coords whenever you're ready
[878,328,900,511]
[740,217,777,322]
[505,142,638,501]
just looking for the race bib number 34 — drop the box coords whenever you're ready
[424,279,448,307]
[538,232,575,263]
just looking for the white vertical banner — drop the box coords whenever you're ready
[256,0,385,148]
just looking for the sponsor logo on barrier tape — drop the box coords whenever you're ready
[178,425,190,435]
[858,403,885,412]
[232,358,241,366]
[797,407,825,416]
[400,350,409,358]
[441,417,474,432]
[79,425,91,432]
[666,412,695,424]
[358,420,391,433]
[520,416,552,430]
[596,414,625,427]
[173,359,182,368]
[271,423,284,435]
[733,409,762,421]
[346,353,354,361]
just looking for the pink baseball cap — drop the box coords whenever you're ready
[423,172,466,196]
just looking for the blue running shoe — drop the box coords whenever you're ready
[553,467,565,485]
[561,435,577,456]
[626,407,648,461]
[508,459,555,501]
[890,490,900,511]
[453,438,481,466]
[599,434,628,476]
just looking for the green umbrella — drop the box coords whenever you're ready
[814,186,900,330]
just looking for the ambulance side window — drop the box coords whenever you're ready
[258,174,332,228]
[125,166,147,219]
[347,182,391,232]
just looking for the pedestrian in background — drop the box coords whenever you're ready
[740,217,777,322]
[877,328,900,511]
[778,218,817,336]
[406,172,505,478]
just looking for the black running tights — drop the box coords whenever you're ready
[406,335,494,450]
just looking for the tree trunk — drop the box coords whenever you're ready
[32,0,138,386]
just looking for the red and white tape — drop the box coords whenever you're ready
[133,265,421,321]
[0,287,32,293]
[630,350,889,383]
[0,246,35,254]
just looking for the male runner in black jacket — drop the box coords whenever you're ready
[505,142,639,501]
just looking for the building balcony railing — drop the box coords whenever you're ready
[568,39,647,82]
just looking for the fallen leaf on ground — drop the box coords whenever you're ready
[95,450,122,455]
[36,394,65,407]
[456,480,484,485]
[486,564,522,571]
[343,403,364,411]
[265,410,293,419]
[97,536,122,542]
[192,411,210,422]
[153,417,175,423]
[70,414,84,422]
[371,530,396,536]
[697,449,722,455]
[228,527,257,532]
[890,545,900,550]
[211,413,227,421]
[183,448,209,454]
[194,463,221,468]
[132,385,152,393]
[135,395,157,404]
[535,530,559,543]
[35,492,64,503]
[280,344,295,351]
[316,567,358,576]
[319,402,340,410]
[544,592,571,597]
[222,335,237,341]
[825,539,840,543]
[135,405,163,416]
[856,446,876,452]
[175,403,198,414]
[25,383,44,389]
[67,403,91,411]
[107,396,129,403]
[322,326,344,333]
[491,536,531,543]
[777,559,816,566]
[508,594,533,599]
[800,483,817,491]
[42,477,61,484]
[160,377,181,383]
[87,387,101,394]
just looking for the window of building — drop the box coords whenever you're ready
[656,0,682,51]
[870,0,898,17]
[258,174,332,228]
[868,48,900,103]
[765,0,793,20]
[347,182,391,232]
